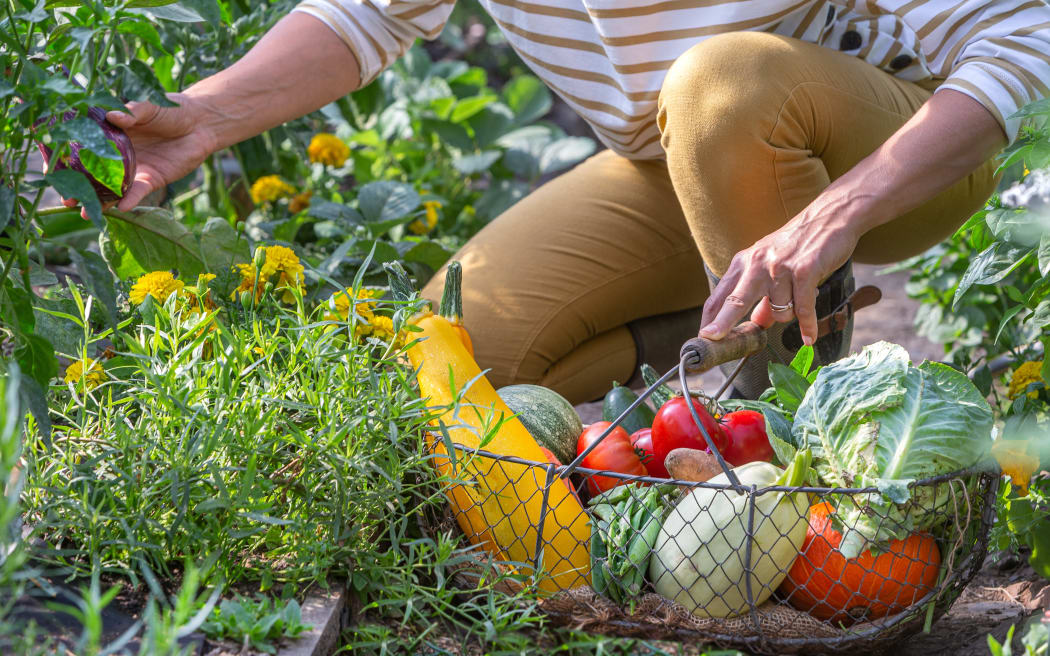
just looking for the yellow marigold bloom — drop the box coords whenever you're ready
[129,271,185,306]
[369,315,403,345]
[1008,360,1045,400]
[186,273,217,312]
[64,357,105,390]
[992,439,1040,496]
[326,287,380,322]
[307,133,350,168]
[231,263,264,302]
[260,245,305,303]
[289,190,312,213]
[250,175,296,205]
[409,200,441,235]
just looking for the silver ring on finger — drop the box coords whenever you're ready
[769,299,794,313]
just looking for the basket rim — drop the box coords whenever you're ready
[437,440,1000,495]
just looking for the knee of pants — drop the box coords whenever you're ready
[658,31,798,148]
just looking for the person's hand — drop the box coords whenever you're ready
[59,92,219,217]
[698,208,860,346]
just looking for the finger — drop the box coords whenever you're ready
[751,297,775,328]
[792,271,819,346]
[700,272,764,340]
[116,176,158,212]
[701,260,743,328]
[62,197,78,209]
[105,101,157,128]
[766,269,796,323]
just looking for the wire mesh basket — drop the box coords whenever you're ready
[423,326,1000,655]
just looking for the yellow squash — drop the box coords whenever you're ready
[406,312,591,594]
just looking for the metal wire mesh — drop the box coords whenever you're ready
[424,357,999,655]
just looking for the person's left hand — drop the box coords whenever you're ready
[698,207,860,346]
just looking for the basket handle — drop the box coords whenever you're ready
[680,321,767,374]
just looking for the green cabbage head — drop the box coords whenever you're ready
[793,342,993,558]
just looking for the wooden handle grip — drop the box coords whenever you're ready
[679,322,768,374]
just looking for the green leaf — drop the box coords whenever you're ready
[768,363,811,413]
[102,207,205,279]
[116,20,166,53]
[449,94,495,123]
[502,75,552,124]
[538,137,595,176]
[198,217,249,289]
[0,185,14,234]
[1028,520,1050,580]
[1009,96,1050,119]
[358,181,420,223]
[309,201,363,226]
[46,169,102,228]
[52,118,122,161]
[179,0,220,24]
[953,242,1033,309]
[115,61,177,106]
[33,297,83,357]
[502,148,539,179]
[789,344,815,377]
[452,150,501,175]
[1038,234,1050,276]
[68,249,118,335]
[467,103,515,148]
[994,304,1027,343]
[985,207,1045,247]
[1030,300,1050,330]
[18,376,51,444]
[403,240,451,272]
[127,3,205,22]
[78,150,125,196]
[15,334,57,389]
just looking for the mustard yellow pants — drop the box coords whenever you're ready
[422,32,999,405]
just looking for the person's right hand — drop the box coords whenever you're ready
[61,92,219,217]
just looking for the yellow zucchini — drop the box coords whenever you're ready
[407,312,591,593]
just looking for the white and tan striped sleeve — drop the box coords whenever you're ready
[929,1,1050,144]
[292,0,455,86]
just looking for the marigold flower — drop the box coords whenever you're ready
[326,287,380,322]
[1008,360,1045,400]
[231,263,263,302]
[250,175,296,205]
[992,439,1040,496]
[185,273,217,312]
[289,190,312,213]
[129,271,185,306]
[64,357,105,390]
[409,200,441,235]
[307,133,350,168]
[261,245,305,303]
[369,315,403,345]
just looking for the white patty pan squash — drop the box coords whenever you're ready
[649,449,812,619]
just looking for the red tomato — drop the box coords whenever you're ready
[576,422,648,495]
[629,428,664,478]
[651,396,728,477]
[720,410,774,467]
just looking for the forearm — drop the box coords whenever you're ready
[185,12,362,151]
[807,89,1007,240]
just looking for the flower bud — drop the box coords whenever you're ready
[240,290,253,311]
[253,246,267,270]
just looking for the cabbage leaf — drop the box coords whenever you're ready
[793,342,993,557]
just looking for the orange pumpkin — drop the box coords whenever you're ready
[778,502,941,625]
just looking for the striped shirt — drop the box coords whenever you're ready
[293,0,1050,159]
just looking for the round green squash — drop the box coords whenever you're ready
[497,384,582,465]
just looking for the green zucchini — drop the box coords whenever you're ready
[601,382,656,435]
[641,363,678,409]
